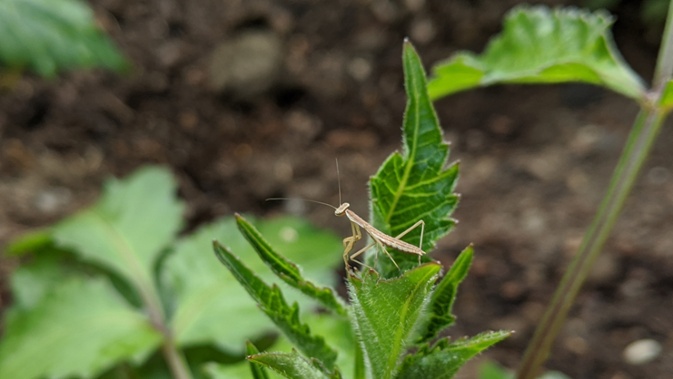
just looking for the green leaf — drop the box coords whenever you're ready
[247,341,271,379]
[0,276,162,379]
[205,360,281,379]
[213,241,339,372]
[427,6,645,100]
[3,229,52,256]
[478,361,514,379]
[477,361,571,379]
[248,350,335,379]
[369,41,459,274]
[0,0,127,77]
[235,214,346,315]
[417,245,474,342]
[164,215,341,352]
[347,263,441,379]
[396,331,512,379]
[8,251,76,310]
[53,166,184,297]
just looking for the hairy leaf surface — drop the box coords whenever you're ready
[348,264,441,379]
[248,351,336,379]
[396,331,512,379]
[417,245,474,342]
[369,41,459,274]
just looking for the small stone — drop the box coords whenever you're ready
[623,338,662,365]
[347,57,372,82]
[34,187,72,215]
[208,29,283,99]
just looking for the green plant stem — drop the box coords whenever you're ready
[162,336,193,379]
[517,3,673,377]
[137,276,193,379]
[653,0,673,90]
[516,109,664,379]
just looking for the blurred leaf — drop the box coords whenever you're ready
[53,166,184,296]
[0,276,162,379]
[417,245,474,342]
[478,361,514,379]
[370,41,459,274]
[641,0,669,25]
[427,6,645,100]
[397,331,512,379]
[235,214,346,316]
[205,361,264,379]
[0,0,127,77]
[8,252,75,309]
[300,313,358,378]
[3,228,52,256]
[164,215,341,353]
[213,240,338,372]
[165,218,270,353]
[347,263,441,379]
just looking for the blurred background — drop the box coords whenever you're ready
[1,0,672,377]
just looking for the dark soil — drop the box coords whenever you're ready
[1,1,671,378]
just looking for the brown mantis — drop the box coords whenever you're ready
[333,201,426,271]
[269,161,427,272]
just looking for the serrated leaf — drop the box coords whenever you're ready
[235,214,346,316]
[247,341,271,379]
[0,276,162,379]
[427,6,645,100]
[417,245,474,342]
[53,166,184,299]
[248,351,334,379]
[347,263,441,379]
[396,331,512,379]
[213,241,338,372]
[164,215,341,353]
[369,41,459,274]
[0,0,127,77]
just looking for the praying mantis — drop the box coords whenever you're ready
[333,201,426,271]
[269,161,427,272]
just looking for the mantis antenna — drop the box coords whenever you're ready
[335,158,343,207]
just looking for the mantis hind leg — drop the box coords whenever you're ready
[395,219,425,265]
[394,220,425,245]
